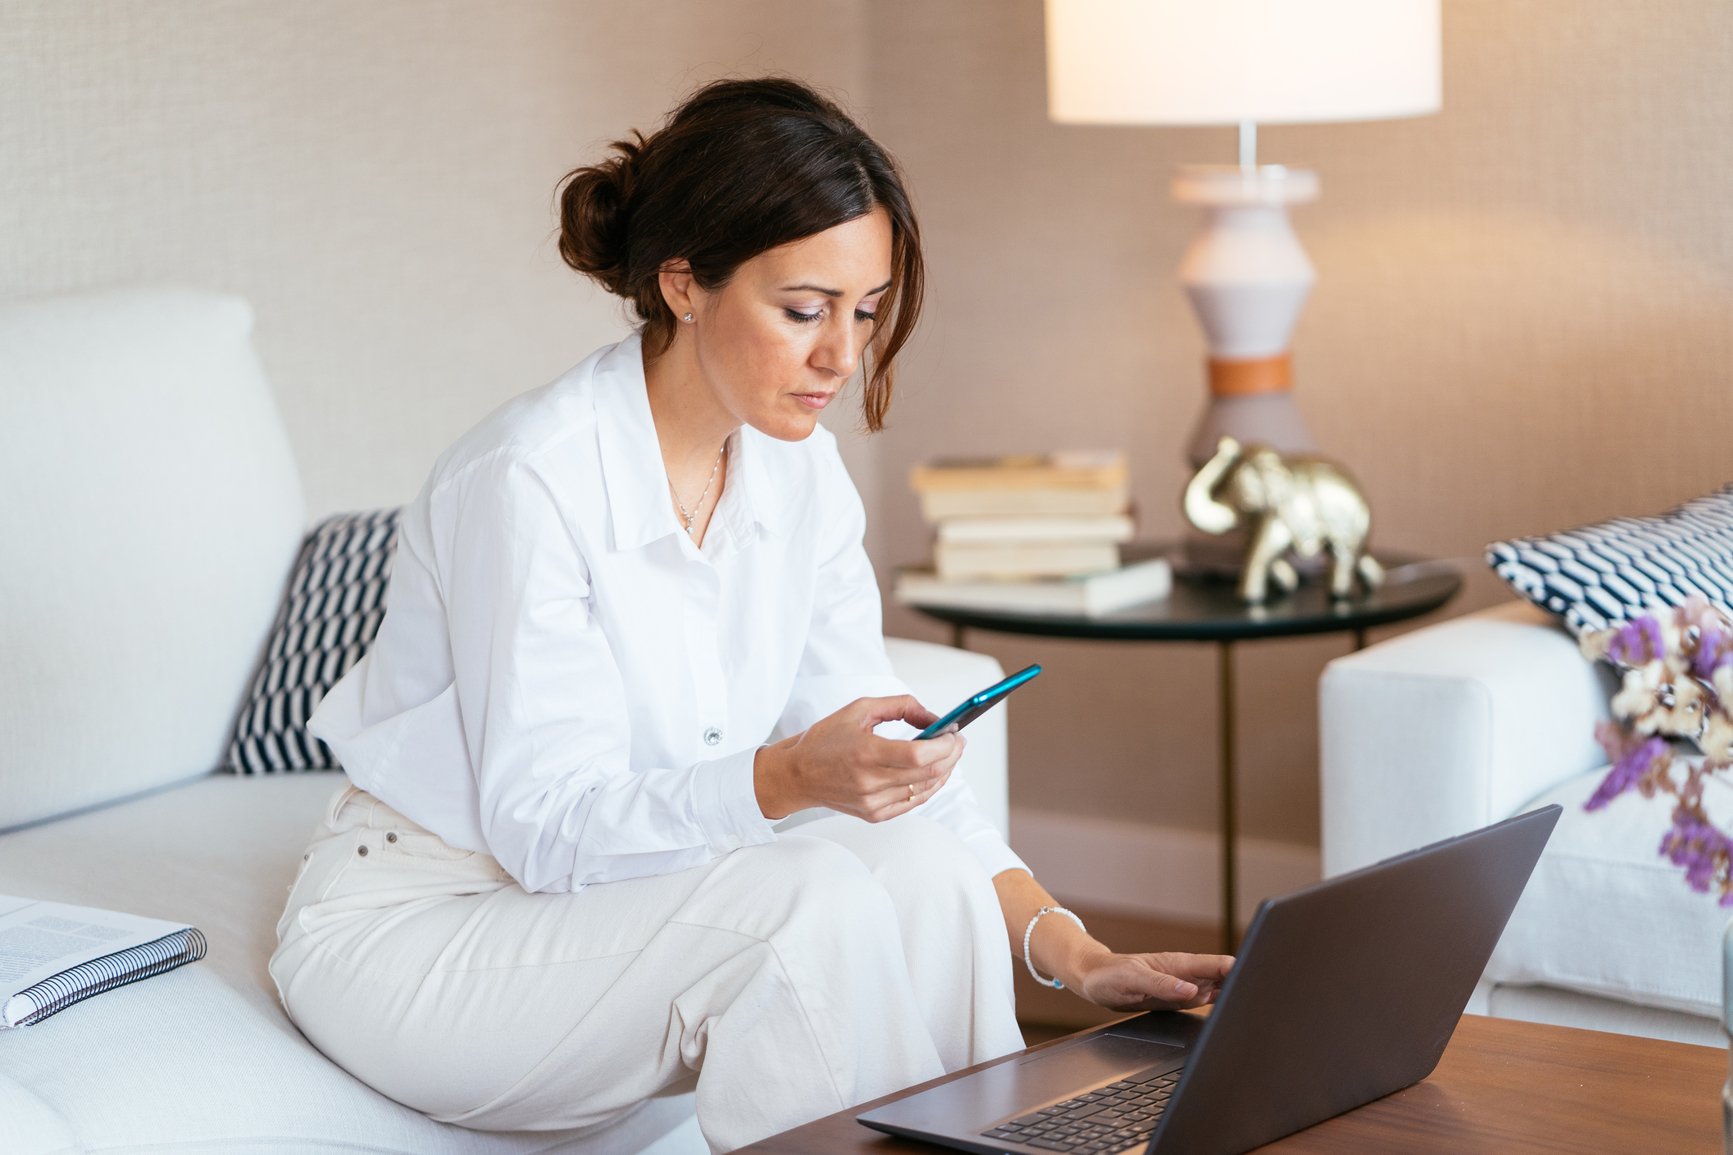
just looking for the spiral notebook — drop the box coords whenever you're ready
[0,896,206,1029]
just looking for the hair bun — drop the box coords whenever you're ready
[556,133,643,296]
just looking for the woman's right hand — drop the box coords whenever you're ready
[753,695,965,823]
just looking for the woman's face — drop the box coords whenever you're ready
[684,207,893,442]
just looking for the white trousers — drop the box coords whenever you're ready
[268,786,1025,1152]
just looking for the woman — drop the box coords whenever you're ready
[270,77,1232,1152]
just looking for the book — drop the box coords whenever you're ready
[935,513,1136,545]
[934,539,1121,580]
[911,450,1132,523]
[918,485,1131,521]
[909,451,1128,493]
[0,896,206,1028]
[895,555,1173,617]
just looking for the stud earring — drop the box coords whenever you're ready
[682,312,694,323]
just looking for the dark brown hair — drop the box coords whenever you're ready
[556,77,924,432]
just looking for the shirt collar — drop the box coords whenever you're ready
[593,332,792,552]
[724,423,793,542]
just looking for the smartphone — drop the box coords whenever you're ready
[915,664,1042,739]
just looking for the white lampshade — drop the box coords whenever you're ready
[1046,0,1441,126]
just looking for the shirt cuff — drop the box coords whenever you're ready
[963,829,1031,881]
[699,746,778,854]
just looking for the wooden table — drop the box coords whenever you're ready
[740,1013,1726,1153]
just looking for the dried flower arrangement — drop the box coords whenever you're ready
[1582,595,1733,903]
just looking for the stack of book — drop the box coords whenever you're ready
[894,452,1171,616]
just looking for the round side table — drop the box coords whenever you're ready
[905,546,1463,953]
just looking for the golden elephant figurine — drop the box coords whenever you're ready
[1183,435,1384,604]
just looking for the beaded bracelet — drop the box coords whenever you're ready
[1022,905,1086,989]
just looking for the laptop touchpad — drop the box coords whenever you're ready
[1005,1034,1187,1108]
[858,1033,1186,1137]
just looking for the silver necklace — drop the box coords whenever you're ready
[670,442,726,537]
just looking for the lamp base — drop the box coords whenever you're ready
[1174,164,1327,581]
[1185,390,1316,470]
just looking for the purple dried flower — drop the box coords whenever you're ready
[1606,615,1666,668]
[1692,627,1733,682]
[1585,736,1671,810]
[1658,806,1733,904]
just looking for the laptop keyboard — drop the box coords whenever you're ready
[979,1066,1182,1153]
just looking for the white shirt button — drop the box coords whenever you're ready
[703,727,722,746]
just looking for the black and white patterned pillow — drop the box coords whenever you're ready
[227,508,401,773]
[1486,485,1733,637]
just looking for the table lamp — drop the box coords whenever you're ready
[1045,0,1441,469]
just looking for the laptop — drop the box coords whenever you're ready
[857,805,1561,1155]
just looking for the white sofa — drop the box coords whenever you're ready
[1321,599,1732,1048]
[0,287,1015,1154]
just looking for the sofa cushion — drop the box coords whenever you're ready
[1485,765,1733,1020]
[1485,485,1733,636]
[0,1073,77,1153]
[1485,982,1724,1048]
[229,509,401,773]
[0,288,306,830]
[0,774,699,1154]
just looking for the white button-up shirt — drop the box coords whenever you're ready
[309,333,1027,894]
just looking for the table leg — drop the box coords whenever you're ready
[1353,627,1368,653]
[950,623,966,650]
[1218,640,1237,955]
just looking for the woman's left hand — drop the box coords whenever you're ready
[1069,950,1234,1013]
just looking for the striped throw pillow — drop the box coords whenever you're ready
[1486,485,1733,637]
[227,508,400,772]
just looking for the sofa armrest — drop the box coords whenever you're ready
[1320,601,1615,877]
[885,637,1008,838]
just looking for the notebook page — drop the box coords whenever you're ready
[0,896,190,1026]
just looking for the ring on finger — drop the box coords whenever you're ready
[908,782,917,800]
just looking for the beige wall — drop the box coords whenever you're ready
[7,2,1731,865]
[0,0,874,522]
[864,0,1733,848]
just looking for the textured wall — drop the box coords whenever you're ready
[8,1,1731,854]
[0,0,873,524]
[863,0,1733,845]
